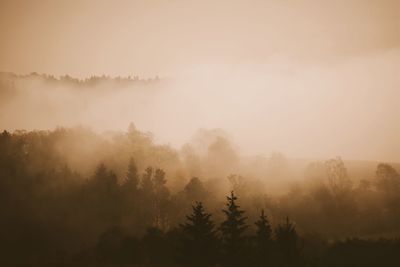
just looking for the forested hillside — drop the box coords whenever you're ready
[1,127,400,266]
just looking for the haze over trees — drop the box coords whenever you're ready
[1,0,399,265]
[1,125,400,266]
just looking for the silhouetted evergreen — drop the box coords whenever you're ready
[254,209,273,266]
[220,191,249,267]
[275,217,303,267]
[178,202,219,267]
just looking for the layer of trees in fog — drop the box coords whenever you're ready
[1,126,400,266]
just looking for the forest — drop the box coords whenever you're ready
[1,126,399,267]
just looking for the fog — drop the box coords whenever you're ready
[1,48,399,162]
[1,0,399,162]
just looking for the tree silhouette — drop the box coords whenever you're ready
[255,210,272,243]
[153,168,169,198]
[121,157,140,230]
[253,210,273,266]
[184,177,207,202]
[124,157,139,191]
[179,202,219,267]
[153,168,170,229]
[93,163,118,192]
[141,166,154,194]
[220,191,248,267]
[275,217,303,267]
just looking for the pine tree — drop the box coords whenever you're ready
[275,217,302,267]
[255,210,272,245]
[179,202,219,267]
[254,210,273,266]
[220,191,248,267]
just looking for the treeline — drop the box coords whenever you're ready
[1,128,400,266]
[0,71,161,87]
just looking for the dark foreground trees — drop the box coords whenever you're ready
[1,129,400,266]
[178,202,219,267]
[220,191,249,267]
[254,210,273,266]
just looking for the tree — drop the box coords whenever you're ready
[255,209,272,245]
[375,163,400,215]
[184,177,207,202]
[254,209,273,266]
[124,157,139,191]
[141,166,154,194]
[138,167,155,229]
[325,157,352,197]
[179,202,219,267]
[220,191,248,267]
[89,163,121,225]
[375,163,400,193]
[121,158,140,229]
[92,163,118,195]
[153,168,168,197]
[153,168,170,229]
[275,217,303,267]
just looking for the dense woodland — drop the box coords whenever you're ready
[1,126,400,266]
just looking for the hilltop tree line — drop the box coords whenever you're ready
[0,128,400,266]
[0,71,161,86]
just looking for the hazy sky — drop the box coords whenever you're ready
[0,0,399,76]
[0,0,399,162]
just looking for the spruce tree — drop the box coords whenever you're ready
[254,210,273,266]
[179,202,219,267]
[275,217,302,267]
[255,209,272,245]
[220,191,248,267]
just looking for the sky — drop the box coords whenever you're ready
[0,0,399,76]
[0,0,399,162]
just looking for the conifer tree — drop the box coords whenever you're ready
[179,202,219,267]
[254,209,273,266]
[275,217,302,267]
[220,191,248,267]
[255,209,272,243]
